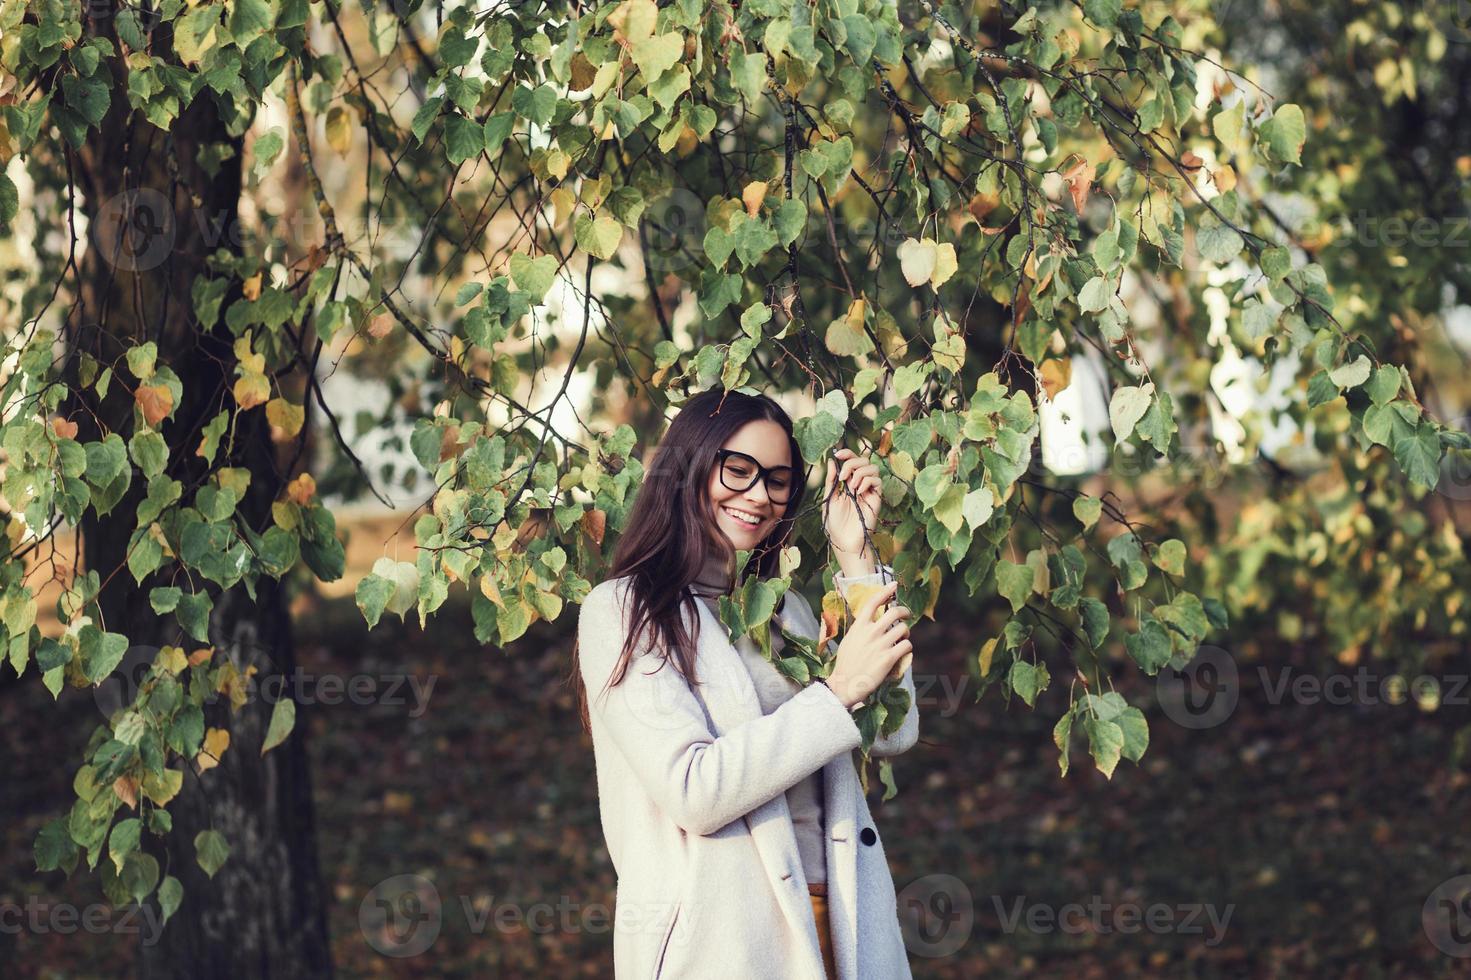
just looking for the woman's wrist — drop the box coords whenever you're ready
[832,545,877,580]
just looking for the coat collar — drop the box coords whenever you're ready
[684,587,862,978]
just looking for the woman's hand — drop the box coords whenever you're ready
[826,581,912,707]
[822,447,882,561]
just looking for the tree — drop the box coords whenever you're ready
[0,0,1463,974]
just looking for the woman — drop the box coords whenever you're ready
[571,389,920,979]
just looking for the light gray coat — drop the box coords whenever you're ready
[577,572,920,979]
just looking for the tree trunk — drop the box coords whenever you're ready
[62,9,334,976]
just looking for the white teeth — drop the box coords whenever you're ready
[723,506,762,526]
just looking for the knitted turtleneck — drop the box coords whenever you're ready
[689,548,737,597]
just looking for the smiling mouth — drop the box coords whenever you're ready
[721,505,766,528]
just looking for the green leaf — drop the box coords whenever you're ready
[1008,659,1049,707]
[1258,103,1306,165]
[194,830,230,879]
[158,876,183,925]
[61,74,110,127]
[574,214,623,260]
[260,697,295,755]
[773,199,806,247]
[175,591,213,643]
[1154,539,1186,576]
[250,129,285,181]
[1117,707,1149,762]
[1083,0,1123,29]
[995,560,1033,613]
[81,627,130,684]
[1054,708,1074,777]
[1084,716,1125,778]
[512,84,558,127]
[411,97,443,143]
[728,47,767,103]
[0,173,18,231]
[631,33,684,80]
[35,818,78,873]
[1079,597,1109,647]
[1078,276,1112,313]
[483,112,516,153]
[1125,618,1172,674]
[1393,422,1443,490]
[445,114,483,165]
[1366,365,1401,406]
[121,852,160,902]
[1073,496,1102,529]
[1196,219,1244,263]
[509,253,559,299]
[1155,592,1210,643]
[1260,246,1291,281]
[229,0,274,41]
[1329,355,1371,389]
[109,818,142,873]
[962,487,994,530]
[1109,383,1153,443]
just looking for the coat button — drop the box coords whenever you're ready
[860,827,877,846]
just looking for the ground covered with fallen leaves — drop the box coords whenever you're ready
[4,585,1469,978]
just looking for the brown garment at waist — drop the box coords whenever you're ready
[806,881,828,896]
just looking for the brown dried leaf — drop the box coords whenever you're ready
[135,384,174,426]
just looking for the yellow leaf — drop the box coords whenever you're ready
[272,500,299,530]
[325,104,355,156]
[197,728,230,772]
[158,645,189,675]
[1039,358,1073,400]
[978,637,998,677]
[742,180,768,217]
[931,242,958,287]
[141,768,183,806]
[479,574,506,609]
[612,0,657,43]
[233,373,270,410]
[241,274,262,301]
[287,471,317,506]
[266,397,305,439]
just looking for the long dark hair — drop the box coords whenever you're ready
[569,389,807,735]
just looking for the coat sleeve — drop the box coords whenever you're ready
[578,580,864,837]
[830,564,920,758]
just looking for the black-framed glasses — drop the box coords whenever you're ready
[715,449,802,504]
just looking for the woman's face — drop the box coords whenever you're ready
[707,419,793,552]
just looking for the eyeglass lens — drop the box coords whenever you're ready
[720,453,795,502]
